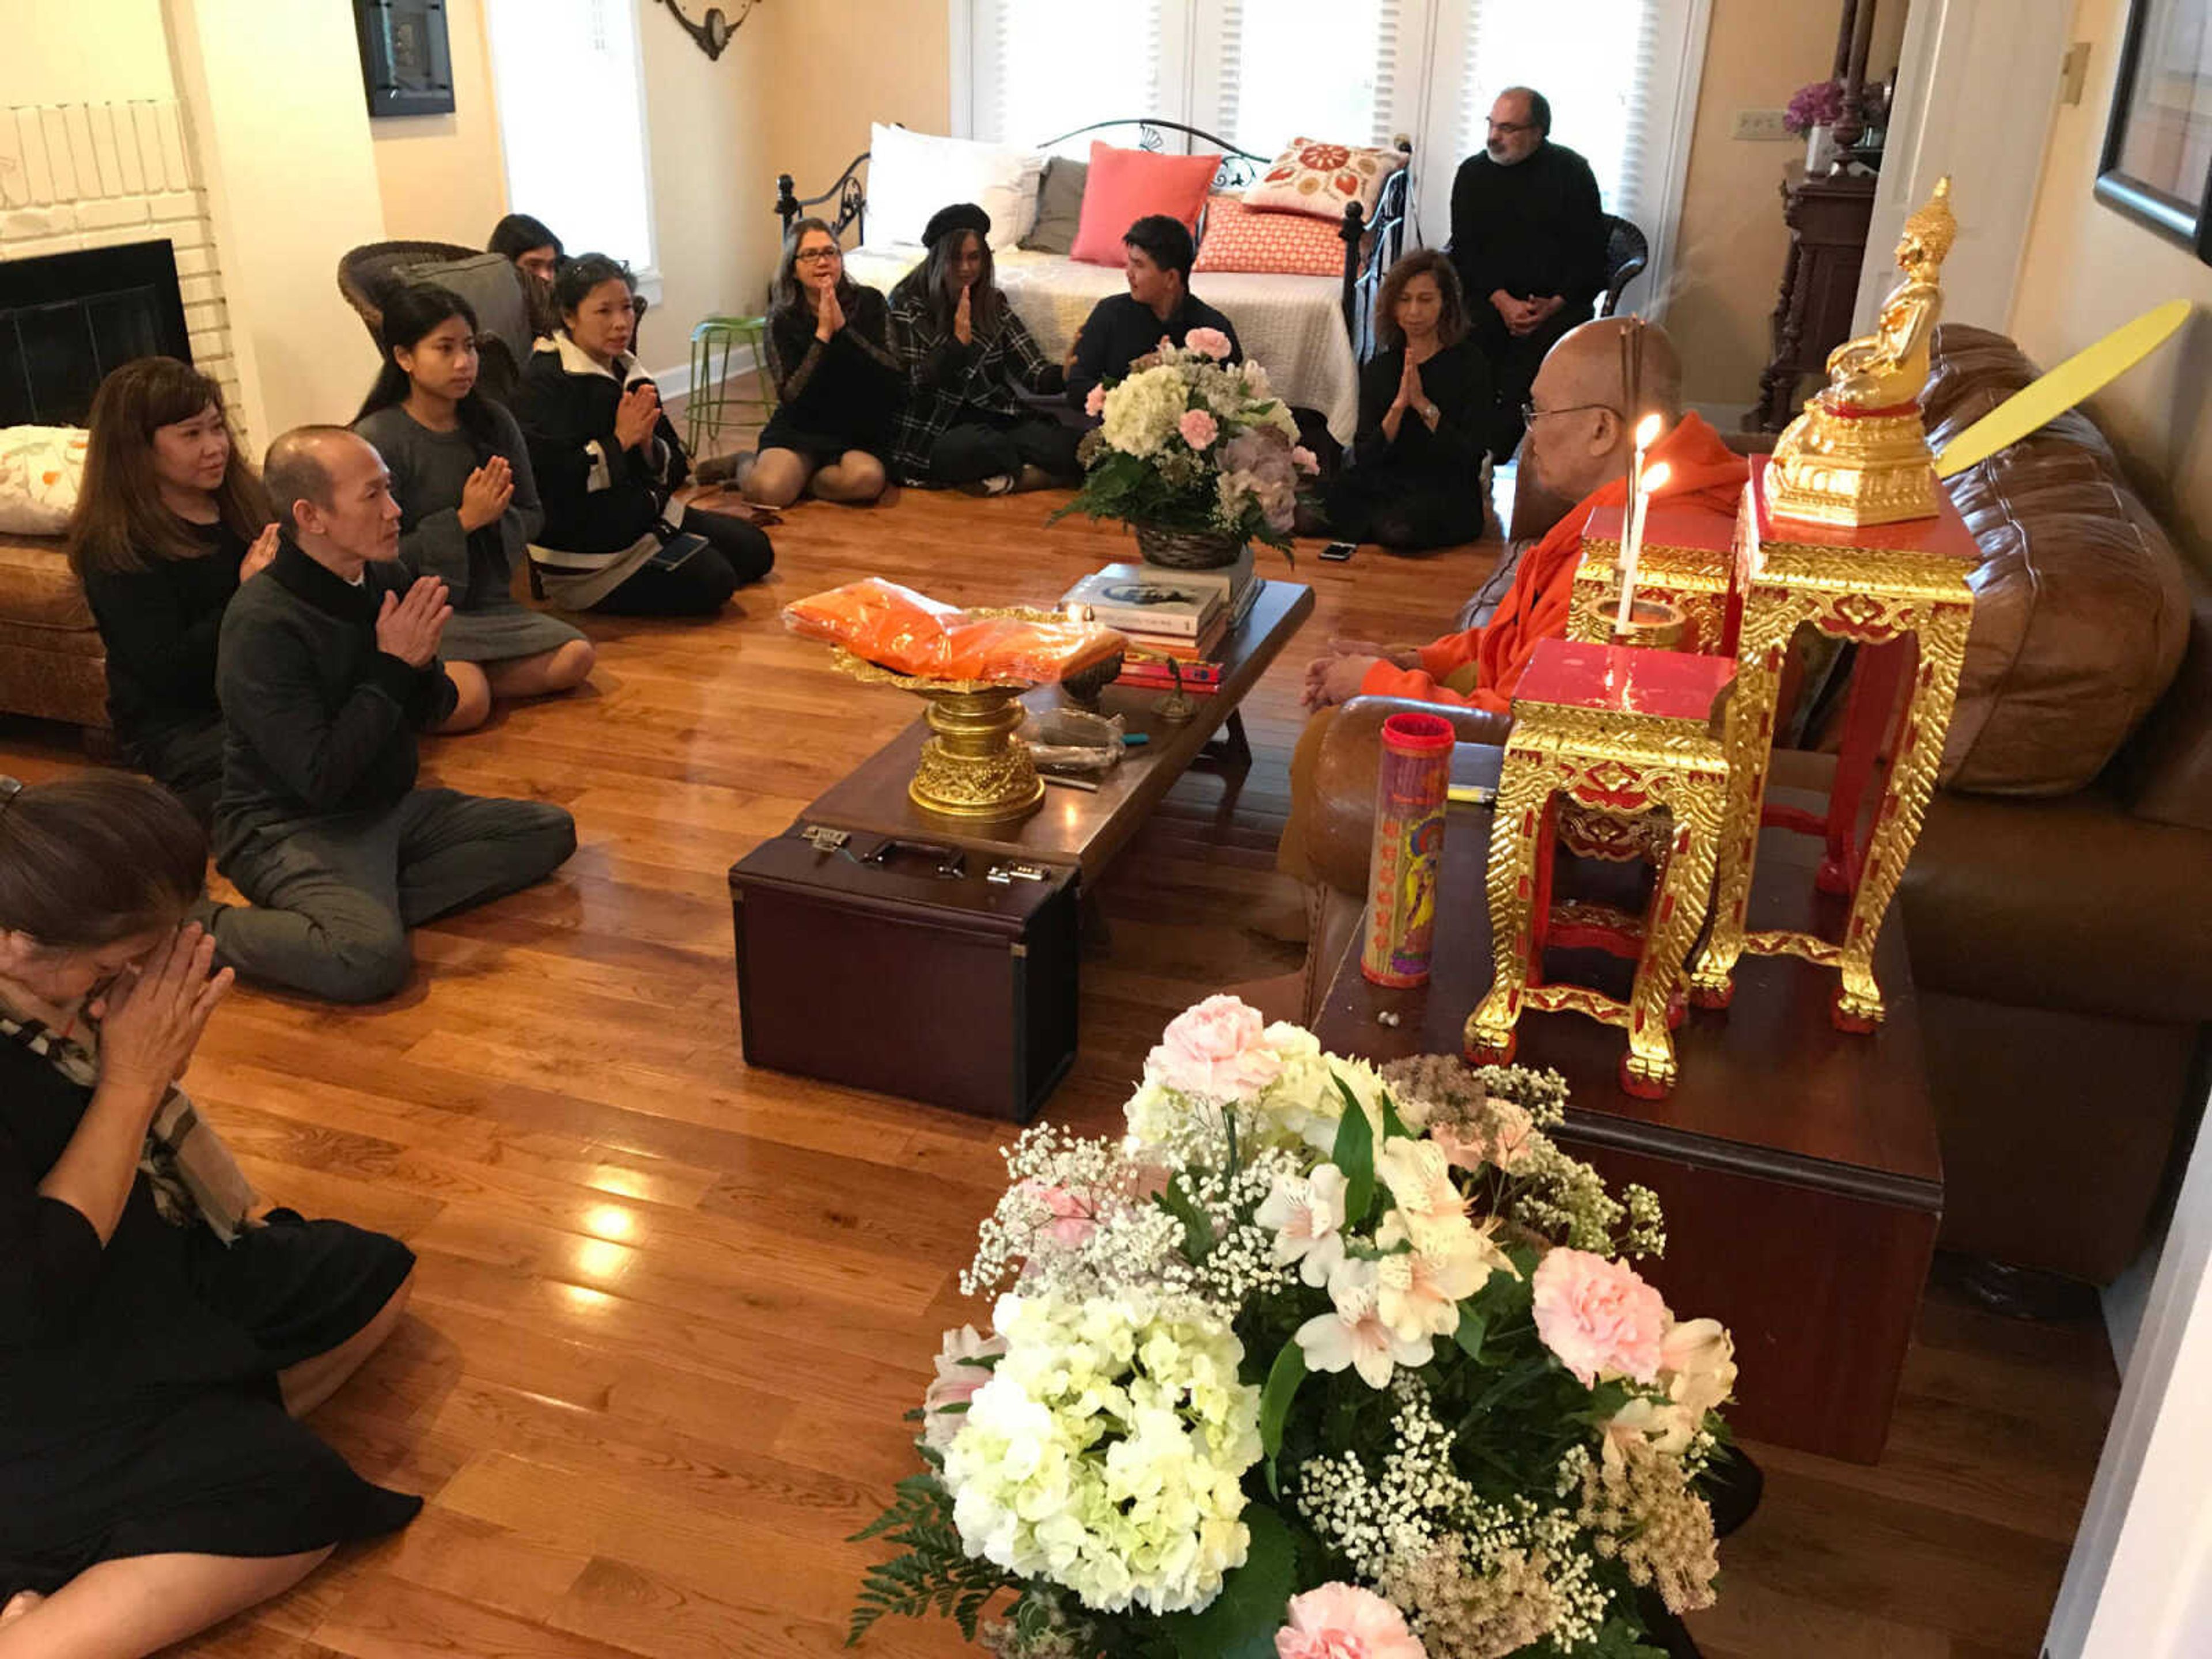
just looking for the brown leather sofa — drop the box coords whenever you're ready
[0,527,108,732]
[1280,325,2212,1287]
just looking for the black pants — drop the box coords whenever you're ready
[211,787,576,1003]
[1472,301,1592,463]
[926,415,1083,486]
[1321,471,1488,552]
[129,715,226,829]
[596,506,774,617]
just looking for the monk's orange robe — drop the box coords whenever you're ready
[1359,412,1750,712]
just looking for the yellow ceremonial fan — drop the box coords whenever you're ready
[1933,299,2192,479]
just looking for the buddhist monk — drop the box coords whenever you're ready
[1299,317,1747,714]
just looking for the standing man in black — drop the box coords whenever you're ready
[1450,87,1609,462]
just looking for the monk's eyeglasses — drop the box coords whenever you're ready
[1521,401,1622,428]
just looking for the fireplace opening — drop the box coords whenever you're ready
[0,240,194,428]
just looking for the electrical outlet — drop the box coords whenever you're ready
[1733,109,1794,142]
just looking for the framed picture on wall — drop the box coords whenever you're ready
[2096,0,2212,263]
[354,0,458,119]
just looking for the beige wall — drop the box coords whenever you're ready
[165,0,388,438]
[0,0,175,104]
[369,0,507,245]
[626,0,949,377]
[762,0,949,263]
[2010,0,2212,573]
[633,3,782,378]
[1668,0,1910,410]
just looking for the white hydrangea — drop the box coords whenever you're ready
[941,1290,1262,1615]
[1100,365,1190,459]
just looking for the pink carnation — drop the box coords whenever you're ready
[1084,383,1107,418]
[1179,408,1221,450]
[1532,1249,1668,1387]
[1277,1583,1427,1659]
[1290,444,1320,475]
[1143,994,1283,1103]
[1014,1180,1096,1249]
[1185,325,1234,362]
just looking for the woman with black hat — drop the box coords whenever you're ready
[887,203,1080,495]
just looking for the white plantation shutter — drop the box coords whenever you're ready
[972,0,1167,149]
[1457,0,1664,221]
[1206,0,1412,156]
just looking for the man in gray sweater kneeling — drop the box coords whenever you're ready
[204,426,575,1003]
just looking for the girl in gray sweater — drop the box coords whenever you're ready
[353,283,593,733]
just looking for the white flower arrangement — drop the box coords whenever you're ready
[851,997,1736,1659]
[1054,337,1317,552]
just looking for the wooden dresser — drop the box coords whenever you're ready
[1751,168,1877,431]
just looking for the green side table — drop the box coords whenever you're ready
[686,315,776,458]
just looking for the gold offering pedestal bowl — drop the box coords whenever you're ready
[831,608,1108,823]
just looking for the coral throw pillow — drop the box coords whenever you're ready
[1069,141,1221,267]
[1244,137,1407,222]
[1194,195,1345,278]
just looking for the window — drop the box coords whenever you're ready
[482,0,657,278]
[950,0,1709,320]
[1457,0,1663,221]
[1210,0,1398,157]
[975,0,1165,153]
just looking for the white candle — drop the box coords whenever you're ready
[1616,459,1672,635]
[1614,415,1665,633]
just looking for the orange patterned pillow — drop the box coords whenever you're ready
[1243,136,1407,222]
[1193,195,1346,278]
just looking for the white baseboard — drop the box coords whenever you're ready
[648,340,763,403]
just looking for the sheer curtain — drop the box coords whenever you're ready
[482,0,657,274]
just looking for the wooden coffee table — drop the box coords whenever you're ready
[805,579,1315,887]
[1312,745,1942,1463]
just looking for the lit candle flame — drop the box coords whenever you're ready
[1639,461,1672,496]
[1635,412,1665,449]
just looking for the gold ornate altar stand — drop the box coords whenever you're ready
[1688,458,1976,1029]
[1567,499,1743,658]
[1465,638,1736,1099]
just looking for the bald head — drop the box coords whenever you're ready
[263,425,400,571]
[1520,318,1686,503]
[1543,317,1683,423]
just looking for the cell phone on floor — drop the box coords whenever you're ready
[1320,541,1357,562]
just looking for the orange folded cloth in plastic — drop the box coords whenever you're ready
[783,578,1127,685]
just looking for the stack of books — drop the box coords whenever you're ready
[1060,551,1262,697]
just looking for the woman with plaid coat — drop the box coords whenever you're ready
[887,203,1082,494]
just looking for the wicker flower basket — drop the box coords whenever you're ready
[1132,522,1246,571]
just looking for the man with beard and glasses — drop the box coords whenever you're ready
[1297,317,1745,715]
[1449,87,1611,461]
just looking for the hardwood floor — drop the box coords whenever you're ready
[0,479,2115,1658]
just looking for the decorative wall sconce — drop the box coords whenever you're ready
[654,0,760,62]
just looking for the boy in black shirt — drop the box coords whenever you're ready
[1066,215,1243,413]
[205,426,575,1003]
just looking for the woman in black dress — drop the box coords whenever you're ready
[1319,249,1494,552]
[0,775,418,1653]
[67,359,280,826]
[744,218,900,508]
[513,253,775,616]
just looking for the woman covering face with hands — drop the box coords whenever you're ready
[743,218,901,509]
[0,775,421,1657]
[354,283,594,731]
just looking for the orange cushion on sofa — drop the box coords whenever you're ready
[1069,141,1221,267]
[1194,195,1345,278]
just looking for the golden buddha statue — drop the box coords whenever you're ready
[1768,177,1958,527]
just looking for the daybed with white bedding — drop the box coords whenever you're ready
[774,121,1413,445]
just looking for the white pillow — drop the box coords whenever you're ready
[0,425,89,536]
[863,124,1043,253]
